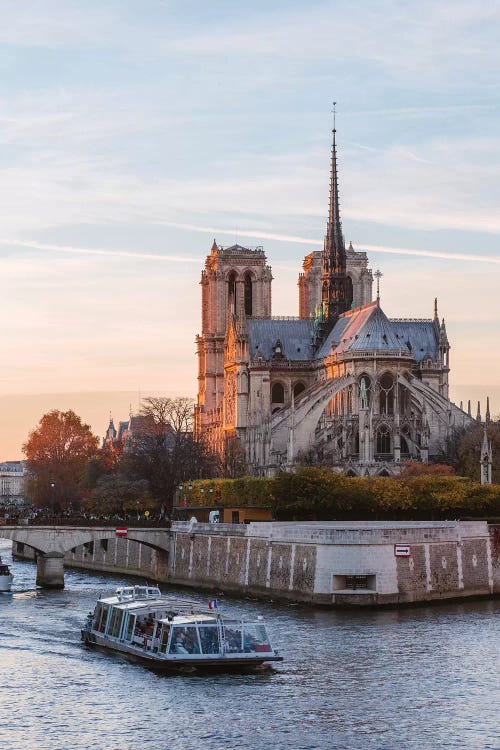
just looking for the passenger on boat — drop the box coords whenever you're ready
[244,634,258,652]
[184,635,200,654]
[173,632,189,654]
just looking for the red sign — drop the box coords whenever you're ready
[115,527,128,537]
[394,544,411,557]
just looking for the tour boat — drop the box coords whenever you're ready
[81,585,283,671]
[0,555,13,592]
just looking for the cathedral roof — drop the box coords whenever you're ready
[316,302,393,356]
[389,320,438,362]
[248,318,314,361]
[315,301,439,361]
[317,302,437,362]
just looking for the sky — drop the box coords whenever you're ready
[0,0,499,458]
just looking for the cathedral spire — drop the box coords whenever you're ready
[321,104,353,330]
[485,396,491,424]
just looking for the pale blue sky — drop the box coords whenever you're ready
[0,0,499,456]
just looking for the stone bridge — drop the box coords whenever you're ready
[0,526,171,588]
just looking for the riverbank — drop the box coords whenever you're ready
[9,519,500,605]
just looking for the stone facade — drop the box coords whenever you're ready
[7,521,499,605]
[194,128,475,477]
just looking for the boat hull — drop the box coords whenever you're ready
[0,574,13,592]
[81,630,283,672]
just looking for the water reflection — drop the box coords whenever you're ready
[0,540,498,750]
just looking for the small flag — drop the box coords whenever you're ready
[115,527,128,537]
[208,599,218,610]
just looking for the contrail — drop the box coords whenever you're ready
[1,230,499,266]
[159,222,500,265]
[0,238,202,263]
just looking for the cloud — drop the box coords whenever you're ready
[0,238,201,264]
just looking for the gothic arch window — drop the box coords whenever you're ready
[379,372,394,415]
[378,469,390,477]
[398,384,410,416]
[346,275,354,307]
[376,423,391,454]
[227,272,237,314]
[244,272,253,316]
[240,371,248,394]
[400,435,409,454]
[293,382,306,399]
[271,382,285,404]
[346,469,357,477]
[354,430,360,454]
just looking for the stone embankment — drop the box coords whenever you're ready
[10,519,500,605]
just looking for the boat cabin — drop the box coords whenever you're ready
[91,588,273,658]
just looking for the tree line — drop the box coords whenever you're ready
[179,463,500,521]
[22,397,219,518]
[22,402,499,521]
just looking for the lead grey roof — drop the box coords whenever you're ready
[390,320,438,361]
[316,302,401,357]
[316,302,438,361]
[248,319,314,361]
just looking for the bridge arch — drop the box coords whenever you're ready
[0,526,171,589]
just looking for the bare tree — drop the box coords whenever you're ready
[140,396,194,434]
[119,396,219,513]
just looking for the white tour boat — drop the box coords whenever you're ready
[81,585,283,672]
[0,555,13,592]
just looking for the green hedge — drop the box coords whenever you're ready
[182,469,500,521]
[179,477,273,509]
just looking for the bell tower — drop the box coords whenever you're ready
[194,240,272,446]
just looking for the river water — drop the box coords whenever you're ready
[0,540,498,750]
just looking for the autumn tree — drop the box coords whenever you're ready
[398,461,455,480]
[23,410,99,511]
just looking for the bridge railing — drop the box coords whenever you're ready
[15,516,172,528]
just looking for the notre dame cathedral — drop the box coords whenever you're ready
[194,125,475,476]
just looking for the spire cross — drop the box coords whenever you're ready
[374,269,383,302]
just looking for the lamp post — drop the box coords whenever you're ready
[50,481,55,519]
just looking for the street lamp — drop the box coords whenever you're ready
[50,481,55,518]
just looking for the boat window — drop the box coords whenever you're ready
[243,624,271,653]
[92,604,102,630]
[95,605,109,633]
[125,614,135,641]
[108,608,124,638]
[168,626,201,655]
[224,623,243,653]
[133,614,153,638]
[159,624,171,654]
[198,625,220,655]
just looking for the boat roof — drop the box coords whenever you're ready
[98,586,221,616]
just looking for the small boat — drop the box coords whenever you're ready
[81,585,283,672]
[0,555,13,592]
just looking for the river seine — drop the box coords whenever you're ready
[0,540,498,750]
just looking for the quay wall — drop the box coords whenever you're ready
[11,521,500,606]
